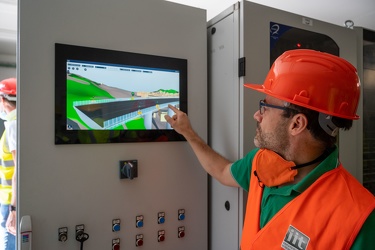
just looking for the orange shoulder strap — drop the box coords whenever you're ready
[240,150,264,249]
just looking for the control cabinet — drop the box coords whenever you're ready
[207,1,358,249]
[355,27,375,195]
[18,0,207,249]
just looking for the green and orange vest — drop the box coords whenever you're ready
[241,152,375,250]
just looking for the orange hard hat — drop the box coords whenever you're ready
[244,49,360,120]
[0,78,17,100]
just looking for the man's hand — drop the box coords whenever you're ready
[6,210,16,235]
[164,104,194,139]
[164,105,237,187]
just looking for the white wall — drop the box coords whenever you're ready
[18,0,208,249]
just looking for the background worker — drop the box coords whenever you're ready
[165,49,374,249]
[0,78,17,250]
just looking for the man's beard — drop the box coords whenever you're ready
[254,122,290,154]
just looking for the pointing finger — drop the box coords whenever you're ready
[168,104,180,114]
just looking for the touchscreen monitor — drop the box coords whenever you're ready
[55,43,187,144]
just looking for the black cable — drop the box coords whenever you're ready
[291,147,334,170]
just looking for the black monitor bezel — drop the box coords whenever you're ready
[55,43,187,144]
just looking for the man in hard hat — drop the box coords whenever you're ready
[165,49,374,249]
[0,78,16,250]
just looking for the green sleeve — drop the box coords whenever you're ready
[230,148,259,192]
[351,210,375,249]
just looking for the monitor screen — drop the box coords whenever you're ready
[55,43,187,144]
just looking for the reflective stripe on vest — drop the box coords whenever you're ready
[0,130,15,204]
[241,151,375,250]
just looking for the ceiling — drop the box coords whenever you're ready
[170,0,375,31]
[1,0,375,57]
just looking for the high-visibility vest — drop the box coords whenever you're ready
[241,152,375,250]
[0,130,15,204]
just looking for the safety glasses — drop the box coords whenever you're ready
[259,99,290,115]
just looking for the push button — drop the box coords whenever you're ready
[158,235,165,242]
[178,231,185,238]
[158,230,165,242]
[158,212,165,224]
[178,226,185,238]
[136,239,143,247]
[112,238,120,250]
[136,215,144,228]
[178,209,185,221]
[112,219,121,232]
[136,234,144,247]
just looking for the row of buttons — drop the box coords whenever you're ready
[112,210,185,231]
[111,227,185,249]
[58,209,186,249]
[111,210,186,249]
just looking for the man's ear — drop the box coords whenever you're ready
[289,113,308,135]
